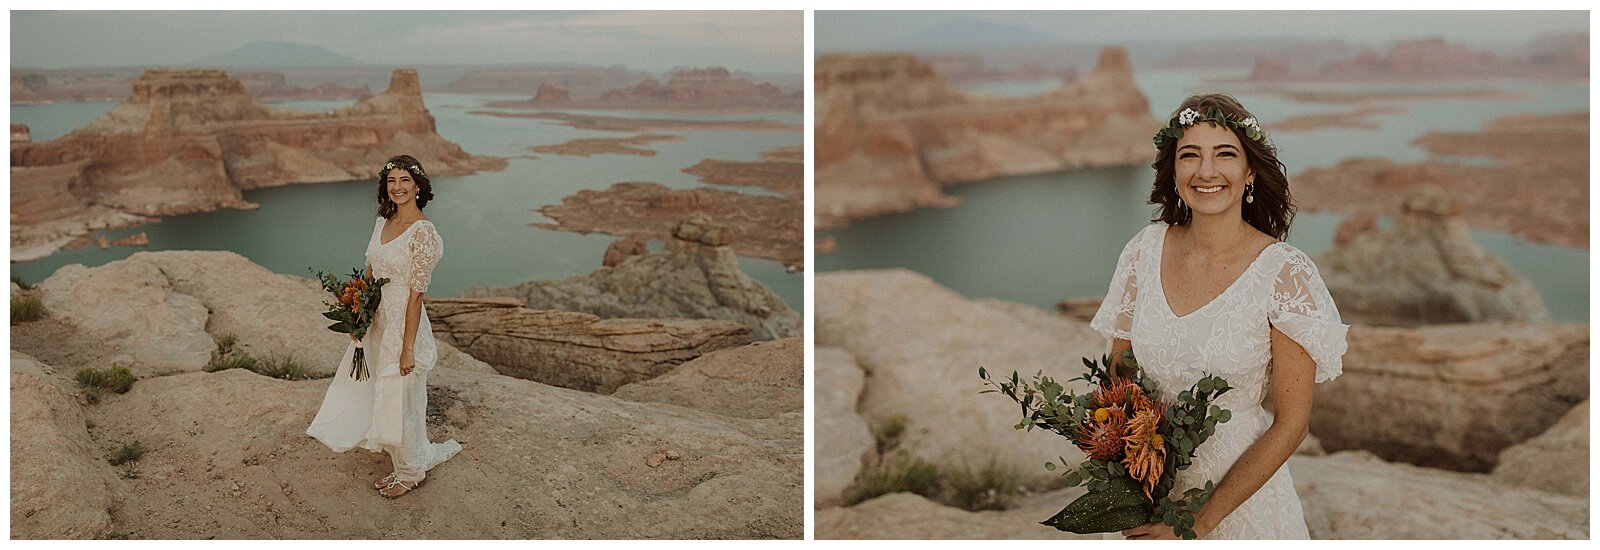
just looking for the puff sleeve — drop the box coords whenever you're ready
[1089,225,1148,342]
[1267,248,1349,383]
[406,222,442,293]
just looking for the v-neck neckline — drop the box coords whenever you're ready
[1154,224,1281,320]
[378,218,428,247]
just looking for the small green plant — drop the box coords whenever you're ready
[109,441,145,465]
[204,350,258,373]
[845,452,941,505]
[943,458,1025,512]
[75,365,136,397]
[11,274,34,291]
[215,333,238,356]
[11,294,45,324]
[873,414,908,454]
[256,353,324,381]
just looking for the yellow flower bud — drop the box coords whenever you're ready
[1094,408,1110,423]
[1152,434,1165,446]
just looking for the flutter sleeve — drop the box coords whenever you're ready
[1267,248,1350,383]
[406,222,442,293]
[1089,226,1147,342]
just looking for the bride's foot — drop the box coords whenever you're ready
[379,478,421,498]
[373,472,397,491]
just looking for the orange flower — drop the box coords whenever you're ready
[1078,406,1128,461]
[1093,376,1139,409]
[1122,407,1167,499]
[339,286,359,307]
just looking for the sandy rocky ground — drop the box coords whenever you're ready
[10,250,802,539]
[815,263,1588,539]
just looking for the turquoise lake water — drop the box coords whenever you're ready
[819,71,1588,322]
[10,95,804,312]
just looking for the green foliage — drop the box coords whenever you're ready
[204,350,258,373]
[254,353,325,381]
[108,441,145,465]
[11,294,46,323]
[944,458,1024,512]
[206,344,328,381]
[979,349,1234,539]
[844,452,941,506]
[11,274,34,290]
[1042,473,1151,534]
[872,414,908,454]
[75,365,136,396]
[215,333,238,356]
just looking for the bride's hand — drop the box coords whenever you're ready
[1122,522,1181,540]
[399,349,414,376]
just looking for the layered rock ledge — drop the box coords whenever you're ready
[425,297,752,394]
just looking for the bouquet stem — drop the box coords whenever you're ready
[351,339,369,380]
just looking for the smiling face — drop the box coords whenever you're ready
[1173,123,1255,218]
[385,168,419,208]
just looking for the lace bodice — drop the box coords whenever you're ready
[366,216,442,294]
[1089,222,1350,539]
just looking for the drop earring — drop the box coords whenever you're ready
[1245,183,1255,204]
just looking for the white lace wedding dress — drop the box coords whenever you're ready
[1089,223,1349,539]
[306,216,461,482]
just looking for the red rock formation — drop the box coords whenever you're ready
[491,67,800,112]
[235,71,372,102]
[1250,55,1292,81]
[1269,35,1590,82]
[10,68,505,259]
[815,48,1160,229]
[531,80,572,104]
[439,66,649,97]
[602,75,663,101]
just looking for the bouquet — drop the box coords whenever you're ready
[310,267,389,380]
[978,349,1232,539]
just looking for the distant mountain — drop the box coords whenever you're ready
[875,19,1069,52]
[190,41,365,68]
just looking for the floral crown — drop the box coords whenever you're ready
[382,160,425,178]
[1152,106,1272,151]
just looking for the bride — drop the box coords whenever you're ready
[1089,94,1349,539]
[307,154,462,498]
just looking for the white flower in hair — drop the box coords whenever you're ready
[1241,117,1260,132]
[1178,108,1200,126]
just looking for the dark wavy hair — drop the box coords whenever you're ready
[376,154,433,219]
[1149,93,1294,241]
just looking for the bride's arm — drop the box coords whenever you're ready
[1109,337,1135,378]
[1189,324,1315,537]
[399,288,424,373]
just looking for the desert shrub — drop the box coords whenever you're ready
[255,353,325,381]
[75,365,136,396]
[108,441,145,465]
[11,294,45,323]
[845,452,941,506]
[943,458,1025,511]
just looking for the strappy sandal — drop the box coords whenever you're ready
[373,472,397,491]
[379,477,421,499]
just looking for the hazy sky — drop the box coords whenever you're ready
[817,11,1589,52]
[12,11,803,73]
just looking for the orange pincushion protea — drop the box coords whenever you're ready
[1092,376,1139,408]
[1077,407,1128,461]
[1122,406,1167,499]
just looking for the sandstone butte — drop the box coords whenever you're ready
[487,67,801,113]
[10,68,507,261]
[814,47,1160,230]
